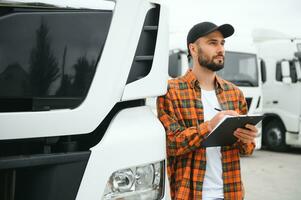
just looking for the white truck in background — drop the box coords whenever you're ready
[168,42,263,149]
[253,29,301,151]
[0,0,170,200]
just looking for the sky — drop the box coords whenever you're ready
[165,0,301,49]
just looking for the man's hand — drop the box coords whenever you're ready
[208,110,239,131]
[234,124,258,144]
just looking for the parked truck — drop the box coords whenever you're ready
[168,41,263,149]
[253,29,301,151]
[0,0,170,200]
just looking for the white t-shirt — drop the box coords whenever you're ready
[201,89,224,200]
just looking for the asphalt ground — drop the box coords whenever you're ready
[241,148,301,200]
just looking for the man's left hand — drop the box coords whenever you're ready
[234,124,258,144]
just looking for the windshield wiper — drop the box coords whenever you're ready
[228,80,255,86]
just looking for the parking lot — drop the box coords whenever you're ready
[241,148,301,200]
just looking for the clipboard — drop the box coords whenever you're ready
[201,115,264,147]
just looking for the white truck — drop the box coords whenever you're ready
[168,42,263,149]
[254,29,301,151]
[0,0,170,200]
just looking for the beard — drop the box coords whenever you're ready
[197,47,224,72]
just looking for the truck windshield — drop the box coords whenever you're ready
[217,51,259,87]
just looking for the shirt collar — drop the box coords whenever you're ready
[183,69,225,92]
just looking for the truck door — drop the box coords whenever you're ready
[272,60,301,133]
[262,59,301,150]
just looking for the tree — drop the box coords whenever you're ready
[29,21,59,96]
[72,56,95,97]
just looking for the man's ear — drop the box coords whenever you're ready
[189,43,197,57]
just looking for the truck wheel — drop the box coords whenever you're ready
[264,120,287,151]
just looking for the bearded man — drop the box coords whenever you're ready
[157,22,258,200]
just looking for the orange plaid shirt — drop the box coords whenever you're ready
[157,70,255,200]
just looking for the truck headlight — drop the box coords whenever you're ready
[103,160,164,200]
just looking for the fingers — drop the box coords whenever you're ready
[234,132,254,143]
[234,131,254,141]
[245,124,258,132]
[234,127,257,144]
[210,110,239,130]
[236,127,257,138]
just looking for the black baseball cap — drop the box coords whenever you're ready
[187,22,234,56]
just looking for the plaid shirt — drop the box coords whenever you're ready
[157,70,255,200]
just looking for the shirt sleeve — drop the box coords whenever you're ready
[235,89,255,155]
[157,89,211,157]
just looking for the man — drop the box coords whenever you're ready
[157,22,258,200]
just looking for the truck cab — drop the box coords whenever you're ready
[254,32,301,151]
[0,0,170,199]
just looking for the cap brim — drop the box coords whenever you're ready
[216,24,234,38]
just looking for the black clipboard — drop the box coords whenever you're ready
[201,115,264,147]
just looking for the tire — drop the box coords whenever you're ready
[263,120,287,151]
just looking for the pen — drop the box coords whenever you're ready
[214,108,222,112]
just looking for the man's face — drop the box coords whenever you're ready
[194,31,225,71]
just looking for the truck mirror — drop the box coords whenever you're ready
[294,61,301,82]
[281,61,292,84]
[169,52,181,78]
[260,59,267,83]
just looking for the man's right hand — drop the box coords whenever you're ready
[208,110,239,131]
